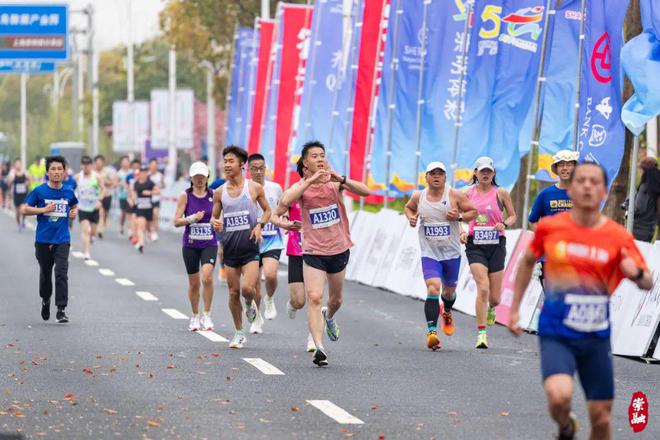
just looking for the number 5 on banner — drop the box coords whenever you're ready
[479,5,502,39]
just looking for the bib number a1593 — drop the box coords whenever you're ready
[473,226,499,245]
[309,204,340,229]
[562,294,609,333]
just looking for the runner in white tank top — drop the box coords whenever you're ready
[404,161,477,351]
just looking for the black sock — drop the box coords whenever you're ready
[424,296,440,331]
[441,292,457,312]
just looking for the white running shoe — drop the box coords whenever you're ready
[83,252,91,261]
[151,232,159,241]
[229,331,246,349]
[188,314,201,332]
[245,300,257,323]
[307,333,316,352]
[200,313,214,331]
[250,312,264,334]
[264,295,277,320]
[286,300,297,319]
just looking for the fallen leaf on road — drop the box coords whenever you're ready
[166,364,175,369]
[371,406,379,411]
[34,432,46,436]
[95,355,103,359]
[109,368,117,373]
[378,435,385,440]
[211,353,220,358]
[225,376,231,381]
[146,420,160,428]
[64,394,74,401]
[259,418,271,423]
[448,411,457,416]
[82,368,94,375]
[103,408,118,415]
[499,412,510,417]
[14,411,24,417]
[290,405,298,412]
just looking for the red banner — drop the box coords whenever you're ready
[273,5,313,187]
[247,20,275,155]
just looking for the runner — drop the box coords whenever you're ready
[0,160,10,209]
[247,153,284,334]
[130,165,159,253]
[461,156,517,349]
[6,159,31,231]
[22,155,79,323]
[211,146,271,348]
[94,155,116,239]
[174,161,218,332]
[404,161,477,350]
[126,159,141,244]
[528,150,578,288]
[117,156,131,235]
[209,170,227,282]
[278,141,370,366]
[27,157,46,191]
[75,156,104,260]
[149,158,165,241]
[509,162,653,440]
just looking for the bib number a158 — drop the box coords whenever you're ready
[562,294,609,333]
[224,210,251,232]
[310,204,340,229]
[473,226,499,245]
[424,222,451,241]
[189,223,213,241]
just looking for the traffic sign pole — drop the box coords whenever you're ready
[20,72,27,167]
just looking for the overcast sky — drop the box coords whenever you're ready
[16,0,165,50]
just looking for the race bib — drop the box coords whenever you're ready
[189,223,214,241]
[78,187,98,209]
[424,222,451,241]
[14,183,27,194]
[137,197,152,210]
[224,210,251,232]
[262,222,279,237]
[563,294,609,332]
[473,226,499,245]
[45,199,68,218]
[309,204,341,229]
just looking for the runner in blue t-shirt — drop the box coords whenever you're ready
[23,156,79,324]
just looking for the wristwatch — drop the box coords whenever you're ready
[259,222,266,228]
[341,175,347,185]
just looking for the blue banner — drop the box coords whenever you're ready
[226,28,253,147]
[0,60,55,74]
[577,0,629,187]
[236,28,258,149]
[0,5,68,61]
[261,22,283,173]
[621,0,660,135]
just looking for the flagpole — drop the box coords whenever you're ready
[571,0,588,151]
[521,0,554,231]
[625,134,639,232]
[412,0,431,190]
[448,0,474,188]
[383,0,403,209]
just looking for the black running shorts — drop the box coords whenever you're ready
[182,246,218,275]
[303,249,350,274]
[79,209,100,224]
[101,195,112,211]
[288,255,304,284]
[259,249,282,267]
[465,236,506,273]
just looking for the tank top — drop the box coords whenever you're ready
[13,173,27,196]
[300,182,352,256]
[76,172,101,212]
[286,201,303,257]
[258,180,284,252]
[150,172,164,202]
[418,187,462,260]
[467,185,504,245]
[134,180,155,210]
[221,179,259,259]
[117,169,129,199]
[182,188,216,248]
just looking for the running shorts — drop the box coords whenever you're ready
[79,209,100,224]
[13,194,26,207]
[101,195,112,211]
[260,249,282,267]
[421,257,461,287]
[288,255,304,284]
[539,335,614,401]
[223,253,259,269]
[465,236,506,273]
[136,208,153,222]
[182,246,218,275]
[303,249,350,274]
[119,199,129,211]
[152,201,161,209]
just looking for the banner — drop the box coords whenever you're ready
[621,0,660,136]
[226,28,254,147]
[261,20,282,174]
[238,27,259,149]
[150,89,195,150]
[247,20,275,155]
[112,101,149,153]
[272,4,313,187]
[577,0,629,187]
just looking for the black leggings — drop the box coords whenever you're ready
[35,243,70,308]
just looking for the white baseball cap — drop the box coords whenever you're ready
[551,150,580,166]
[475,156,495,171]
[189,161,209,178]
[425,161,447,173]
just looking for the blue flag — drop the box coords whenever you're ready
[261,22,283,173]
[235,28,259,149]
[577,0,629,187]
[621,0,660,135]
[226,28,253,147]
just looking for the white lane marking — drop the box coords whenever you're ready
[115,278,135,286]
[306,400,364,424]
[135,291,158,301]
[198,330,229,342]
[25,222,36,231]
[98,268,115,276]
[277,270,288,277]
[242,358,285,375]
[72,251,85,259]
[84,259,99,267]
[162,308,188,319]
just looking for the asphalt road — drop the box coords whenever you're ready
[1,210,658,440]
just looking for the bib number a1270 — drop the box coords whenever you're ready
[224,210,251,232]
[473,226,499,245]
[309,204,341,229]
[189,223,213,241]
[563,294,609,333]
[424,222,451,241]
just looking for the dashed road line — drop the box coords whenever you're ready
[115,278,135,286]
[72,251,85,259]
[84,259,99,267]
[136,291,158,301]
[198,330,229,343]
[306,400,364,424]
[98,268,115,276]
[242,358,285,375]
[162,308,188,320]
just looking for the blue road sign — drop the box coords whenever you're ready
[0,60,55,74]
[0,5,68,61]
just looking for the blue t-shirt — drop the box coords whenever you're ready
[25,183,78,244]
[528,185,572,224]
[209,178,225,190]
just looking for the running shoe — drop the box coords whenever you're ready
[41,301,50,321]
[138,245,144,254]
[83,252,91,261]
[188,314,201,332]
[56,309,69,323]
[151,232,159,241]
[245,300,257,323]
[476,332,488,349]
[322,307,340,341]
[249,312,264,334]
[286,300,297,319]
[441,310,455,336]
[97,231,104,239]
[264,295,277,320]
[313,347,328,367]
[557,412,579,440]
[487,306,496,326]
[426,330,441,350]
[307,333,316,352]
[200,313,214,331]
[229,331,246,349]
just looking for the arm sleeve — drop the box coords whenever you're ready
[528,220,547,259]
[527,191,543,223]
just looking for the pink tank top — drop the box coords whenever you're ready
[286,201,303,257]
[467,185,504,239]
[300,182,353,256]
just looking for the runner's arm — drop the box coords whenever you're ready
[453,190,478,222]
[254,183,272,226]
[339,177,369,197]
[498,187,517,229]
[173,192,189,228]
[404,191,420,224]
[508,249,536,335]
[211,187,223,231]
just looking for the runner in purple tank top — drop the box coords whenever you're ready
[174,162,218,333]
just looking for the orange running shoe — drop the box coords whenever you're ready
[426,330,441,350]
[441,310,455,336]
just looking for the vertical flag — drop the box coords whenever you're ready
[577,0,629,186]
[247,20,276,154]
[261,19,282,174]
[226,28,256,147]
[238,26,259,149]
